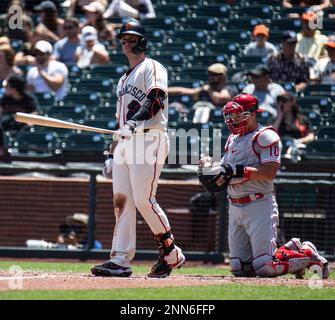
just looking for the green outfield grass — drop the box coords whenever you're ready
[0,260,334,300]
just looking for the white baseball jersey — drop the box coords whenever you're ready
[116,58,168,131]
[221,125,282,198]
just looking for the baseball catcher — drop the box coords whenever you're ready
[198,93,329,279]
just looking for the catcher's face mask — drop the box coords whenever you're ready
[223,101,253,135]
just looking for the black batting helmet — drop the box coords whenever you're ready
[117,20,146,39]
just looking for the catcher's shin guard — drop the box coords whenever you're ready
[253,253,310,277]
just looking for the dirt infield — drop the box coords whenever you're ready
[0,271,335,291]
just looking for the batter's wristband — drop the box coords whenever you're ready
[235,165,245,178]
[107,153,114,159]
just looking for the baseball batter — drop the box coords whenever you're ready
[91,20,185,278]
[199,93,329,278]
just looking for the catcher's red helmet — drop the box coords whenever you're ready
[222,94,258,135]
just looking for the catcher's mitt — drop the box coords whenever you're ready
[197,157,230,193]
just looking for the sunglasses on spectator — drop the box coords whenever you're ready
[121,39,137,45]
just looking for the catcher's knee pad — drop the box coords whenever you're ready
[230,258,256,277]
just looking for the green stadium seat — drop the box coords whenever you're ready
[155,53,188,68]
[9,132,60,160]
[237,5,274,19]
[209,108,224,123]
[59,91,102,107]
[270,18,302,32]
[168,108,181,122]
[206,41,241,56]
[108,50,129,65]
[324,7,335,17]
[91,107,116,120]
[142,15,178,30]
[84,119,118,131]
[303,84,335,96]
[173,29,210,44]
[194,3,232,18]
[181,66,209,82]
[304,140,335,161]
[316,126,335,141]
[61,133,106,162]
[71,77,114,94]
[155,3,191,18]
[225,17,265,31]
[33,92,56,107]
[234,55,266,69]
[191,53,228,66]
[256,111,273,125]
[154,42,199,57]
[85,64,128,79]
[301,110,323,131]
[46,105,88,122]
[297,96,333,115]
[279,7,307,17]
[213,30,251,44]
[183,16,220,31]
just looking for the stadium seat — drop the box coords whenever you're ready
[237,5,274,19]
[225,17,265,30]
[155,53,188,68]
[297,96,333,115]
[173,29,210,44]
[46,105,88,122]
[209,108,224,123]
[183,16,221,31]
[206,41,241,56]
[191,53,228,66]
[91,107,116,120]
[9,132,60,160]
[142,15,178,30]
[270,18,302,32]
[316,126,335,141]
[85,64,128,79]
[71,77,114,94]
[155,3,191,18]
[193,3,232,18]
[213,30,251,44]
[301,110,323,131]
[61,133,106,162]
[304,140,335,161]
[59,91,102,107]
[33,92,56,107]
[181,66,209,82]
[303,84,335,96]
[154,42,199,57]
[84,119,118,131]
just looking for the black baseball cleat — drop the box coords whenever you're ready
[91,261,132,277]
[147,254,186,278]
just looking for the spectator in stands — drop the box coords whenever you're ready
[0,44,23,82]
[64,0,108,18]
[267,30,310,92]
[272,92,315,144]
[243,64,286,118]
[310,35,335,84]
[33,1,65,43]
[27,40,68,101]
[75,26,110,69]
[53,18,81,65]
[282,0,331,11]
[168,63,233,108]
[82,1,116,45]
[0,75,38,157]
[243,24,278,58]
[57,213,102,249]
[103,0,156,20]
[295,11,328,62]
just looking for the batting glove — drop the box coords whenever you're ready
[117,120,136,140]
[102,154,113,180]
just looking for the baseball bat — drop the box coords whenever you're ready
[15,112,116,135]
